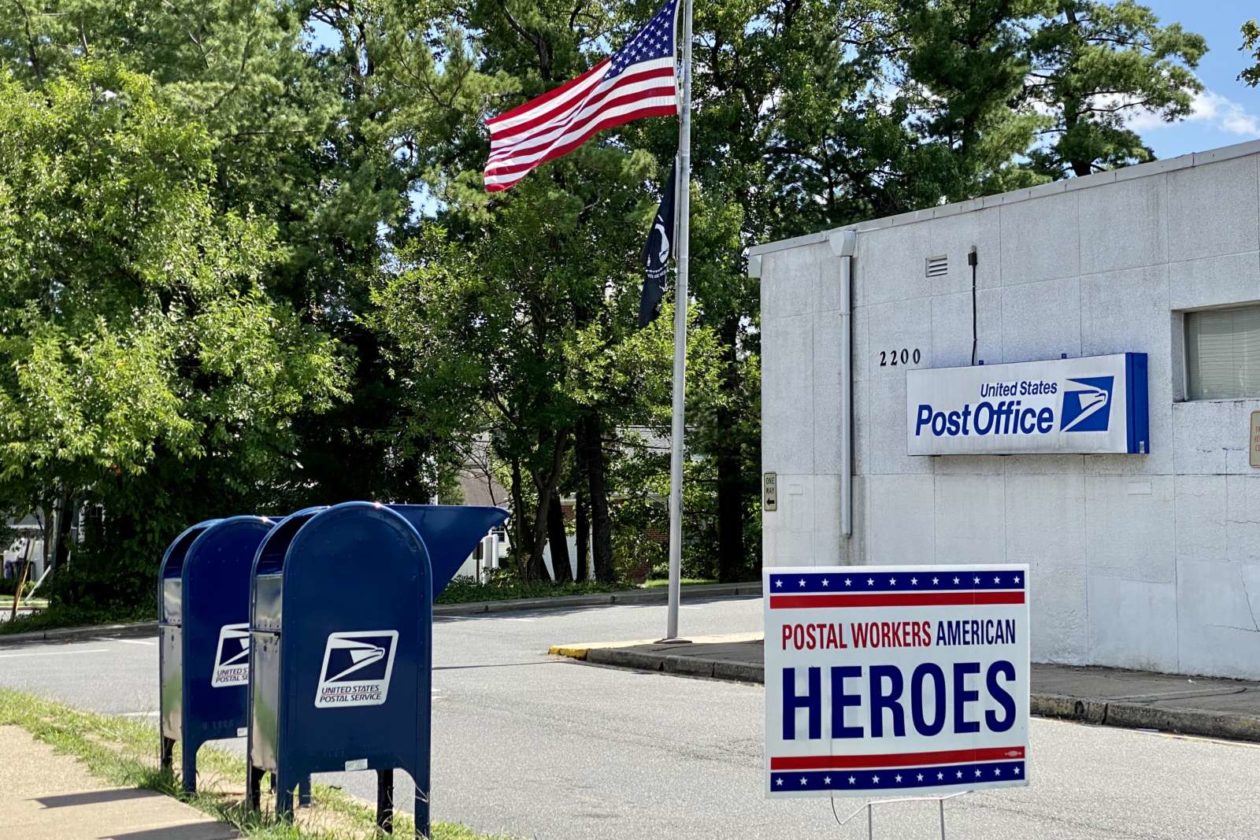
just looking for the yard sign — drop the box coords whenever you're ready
[764,565,1030,798]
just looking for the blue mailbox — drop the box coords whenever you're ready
[158,515,275,792]
[246,502,508,838]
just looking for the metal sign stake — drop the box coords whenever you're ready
[832,791,970,840]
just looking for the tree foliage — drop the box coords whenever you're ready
[0,63,344,604]
[1025,0,1205,178]
[0,0,1216,606]
[1243,21,1260,88]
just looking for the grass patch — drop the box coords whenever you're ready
[0,603,149,635]
[436,578,620,604]
[0,688,506,839]
[0,595,49,608]
[640,578,720,589]
[438,575,743,604]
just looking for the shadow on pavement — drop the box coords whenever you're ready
[36,788,159,809]
[104,824,237,840]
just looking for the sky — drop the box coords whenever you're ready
[1130,0,1259,158]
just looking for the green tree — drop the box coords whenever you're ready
[370,0,660,582]
[1,0,435,508]
[371,154,730,581]
[0,63,343,605]
[1243,21,1260,87]
[896,0,1048,200]
[1025,0,1206,178]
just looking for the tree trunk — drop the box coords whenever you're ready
[574,488,590,582]
[49,491,75,575]
[509,456,530,580]
[547,490,572,582]
[579,413,615,583]
[526,431,570,582]
[528,492,551,583]
[715,439,744,582]
[573,426,591,582]
[715,316,745,582]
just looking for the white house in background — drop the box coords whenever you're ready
[750,138,1260,680]
[3,514,48,583]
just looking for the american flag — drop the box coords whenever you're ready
[483,0,680,192]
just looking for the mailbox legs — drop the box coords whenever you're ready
[246,765,264,811]
[415,759,431,840]
[181,737,200,793]
[299,776,312,807]
[376,768,394,833]
[160,737,175,775]
[274,770,298,821]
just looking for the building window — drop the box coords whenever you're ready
[1185,304,1260,400]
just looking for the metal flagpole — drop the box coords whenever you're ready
[664,0,694,642]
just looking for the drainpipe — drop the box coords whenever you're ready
[829,230,857,538]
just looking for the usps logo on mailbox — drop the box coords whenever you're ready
[211,623,251,688]
[315,630,399,709]
[764,565,1029,798]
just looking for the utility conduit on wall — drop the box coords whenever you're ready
[829,230,857,538]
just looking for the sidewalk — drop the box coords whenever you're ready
[0,725,236,840]
[549,635,1260,744]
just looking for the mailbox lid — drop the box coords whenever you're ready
[386,505,509,596]
[157,519,219,625]
[253,574,284,631]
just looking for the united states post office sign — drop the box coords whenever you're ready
[764,565,1030,799]
[906,353,1148,456]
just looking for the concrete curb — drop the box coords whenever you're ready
[556,647,1260,744]
[0,621,158,647]
[0,583,763,646]
[434,582,762,617]
[1031,694,1260,743]
[568,646,764,682]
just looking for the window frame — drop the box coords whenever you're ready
[1181,302,1260,402]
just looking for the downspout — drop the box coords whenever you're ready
[829,230,857,538]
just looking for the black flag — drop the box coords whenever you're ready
[638,162,677,327]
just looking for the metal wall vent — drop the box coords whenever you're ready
[925,255,949,277]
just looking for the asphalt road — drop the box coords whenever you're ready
[3,597,1260,839]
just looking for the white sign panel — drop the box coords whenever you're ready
[315,630,399,709]
[764,565,1030,798]
[906,353,1148,455]
[211,623,251,688]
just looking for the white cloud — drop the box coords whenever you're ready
[1189,89,1260,136]
[1108,88,1260,137]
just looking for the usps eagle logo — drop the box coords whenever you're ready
[211,623,251,688]
[1060,376,1114,433]
[314,630,399,709]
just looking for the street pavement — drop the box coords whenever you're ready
[2,597,1260,838]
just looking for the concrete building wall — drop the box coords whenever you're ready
[753,140,1260,679]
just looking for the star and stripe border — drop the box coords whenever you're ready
[768,760,1026,795]
[767,570,1025,610]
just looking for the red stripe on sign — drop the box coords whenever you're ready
[770,746,1026,771]
[769,591,1026,609]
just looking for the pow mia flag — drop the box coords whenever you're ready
[638,161,677,327]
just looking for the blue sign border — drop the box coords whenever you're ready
[1124,352,1149,455]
